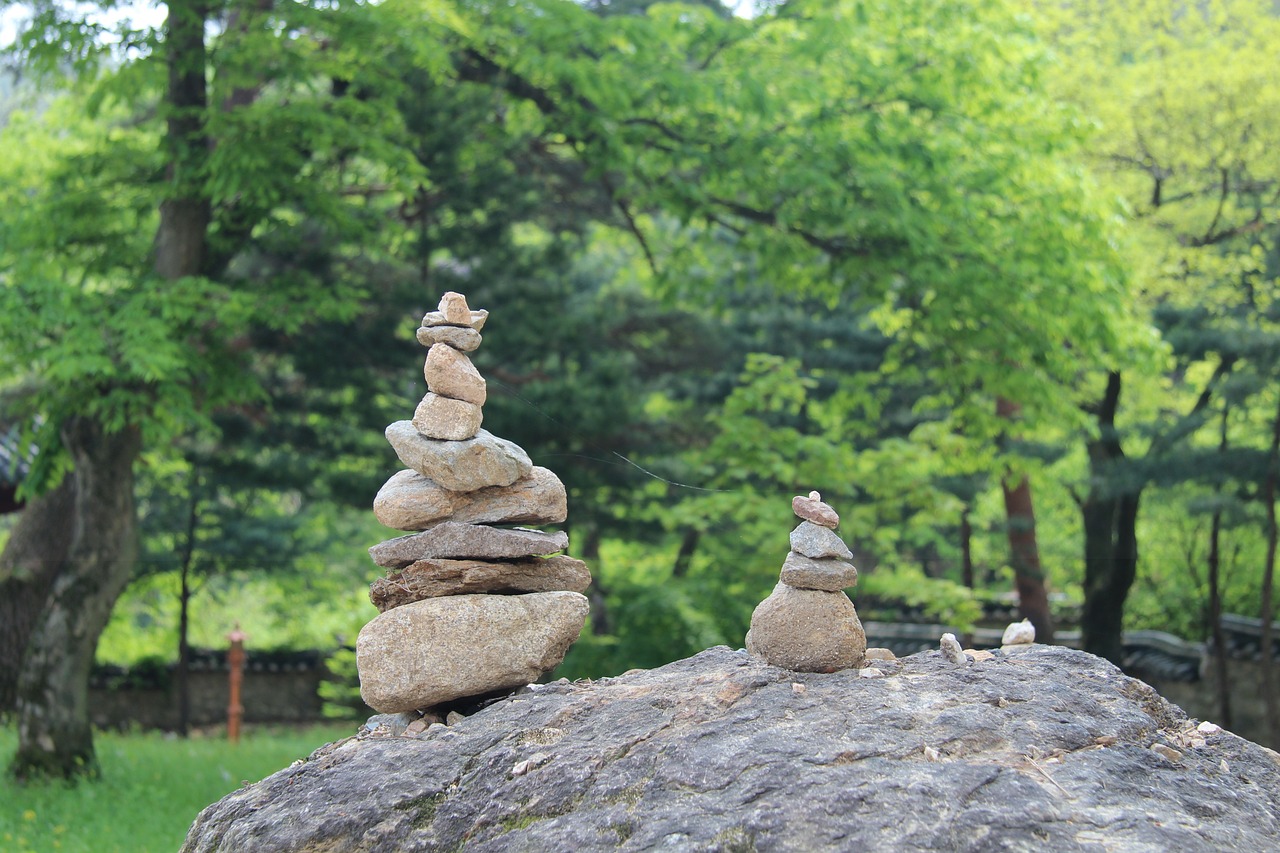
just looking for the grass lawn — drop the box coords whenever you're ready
[0,723,355,852]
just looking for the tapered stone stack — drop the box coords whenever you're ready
[356,292,590,715]
[745,491,866,672]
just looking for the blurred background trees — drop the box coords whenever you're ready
[1,0,1278,778]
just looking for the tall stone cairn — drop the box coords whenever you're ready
[745,491,866,672]
[356,292,591,714]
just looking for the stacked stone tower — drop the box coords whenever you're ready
[746,491,866,672]
[356,292,591,714]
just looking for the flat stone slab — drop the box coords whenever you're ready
[422,309,488,331]
[746,582,865,672]
[355,591,588,713]
[779,550,858,591]
[789,520,853,560]
[369,555,592,610]
[374,467,567,531]
[416,325,482,352]
[792,492,839,528]
[385,421,530,492]
[412,393,483,441]
[183,646,1280,853]
[369,523,569,569]
[424,343,487,406]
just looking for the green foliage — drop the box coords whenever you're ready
[0,724,351,852]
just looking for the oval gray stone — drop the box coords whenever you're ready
[416,326,482,353]
[385,421,530,492]
[746,583,865,672]
[412,393,483,441]
[779,551,858,591]
[373,467,568,531]
[424,344,486,406]
[356,591,589,713]
[369,523,569,568]
[789,521,853,560]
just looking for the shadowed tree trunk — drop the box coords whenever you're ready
[996,397,1055,643]
[1260,396,1280,749]
[1207,406,1231,728]
[0,479,76,716]
[11,418,141,779]
[8,0,210,779]
[1080,372,1139,666]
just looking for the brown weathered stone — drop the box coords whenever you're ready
[369,523,568,569]
[779,551,857,591]
[385,422,529,492]
[369,555,592,611]
[745,583,865,673]
[373,467,567,531]
[438,291,472,324]
[411,393,483,441]
[424,344,486,406]
[788,521,853,560]
[356,591,589,713]
[415,326,482,353]
[791,493,840,528]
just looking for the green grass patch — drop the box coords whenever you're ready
[0,723,352,852]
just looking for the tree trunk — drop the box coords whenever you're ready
[1207,406,1231,727]
[1080,373,1142,665]
[9,0,209,778]
[996,397,1055,643]
[176,471,200,737]
[960,507,974,589]
[672,528,700,578]
[0,479,76,716]
[10,418,142,780]
[1259,396,1280,748]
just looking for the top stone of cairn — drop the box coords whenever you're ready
[792,490,840,529]
[422,291,489,331]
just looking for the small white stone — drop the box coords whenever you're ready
[1002,619,1036,646]
[858,668,885,679]
[791,683,806,695]
[923,746,940,761]
[1197,721,1223,736]
[940,633,966,664]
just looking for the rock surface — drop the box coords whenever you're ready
[373,467,568,530]
[369,523,568,568]
[356,591,589,713]
[182,645,1280,853]
[385,421,531,492]
[370,555,592,610]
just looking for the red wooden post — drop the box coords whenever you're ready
[227,623,246,743]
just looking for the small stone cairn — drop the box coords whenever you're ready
[746,491,866,672]
[356,292,591,715]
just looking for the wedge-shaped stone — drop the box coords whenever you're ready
[438,291,472,324]
[746,583,865,673]
[789,521,853,560]
[385,422,529,492]
[416,326,482,353]
[369,555,591,611]
[779,551,858,592]
[373,467,567,531]
[357,591,589,713]
[424,344,486,406]
[412,393,483,441]
[422,308,489,331]
[369,523,568,568]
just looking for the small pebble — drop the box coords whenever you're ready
[446,711,465,726]
[923,746,940,761]
[1002,619,1036,646]
[940,633,967,664]
[791,683,807,695]
[859,668,885,679]
[1197,721,1222,736]
[864,648,897,661]
[404,719,428,735]
[965,649,996,662]
[1151,743,1182,762]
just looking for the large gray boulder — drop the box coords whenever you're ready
[181,645,1280,852]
